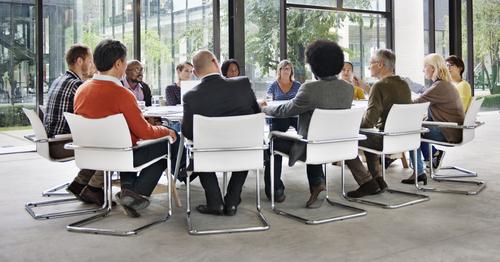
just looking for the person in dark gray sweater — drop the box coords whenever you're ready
[260,40,353,208]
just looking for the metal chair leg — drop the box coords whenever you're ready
[187,168,270,235]
[344,152,430,209]
[271,149,367,224]
[67,147,173,236]
[414,144,486,195]
[41,182,70,197]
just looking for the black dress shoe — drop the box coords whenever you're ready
[79,185,104,206]
[401,173,427,185]
[224,205,237,216]
[375,177,388,192]
[265,189,286,203]
[346,179,381,198]
[306,183,326,208]
[196,205,224,216]
[115,192,140,218]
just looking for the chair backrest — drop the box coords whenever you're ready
[180,80,201,104]
[22,108,50,160]
[192,113,265,172]
[383,102,429,154]
[462,96,484,144]
[64,112,135,172]
[306,108,364,164]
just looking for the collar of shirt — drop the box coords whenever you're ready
[201,72,220,81]
[93,74,123,87]
[66,70,81,80]
[123,77,143,91]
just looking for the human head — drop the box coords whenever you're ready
[341,62,354,82]
[445,55,465,79]
[423,53,451,81]
[369,49,395,79]
[65,43,93,79]
[176,61,193,81]
[276,60,294,82]
[221,59,240,78]
[93,39,128,79]
[305,39,344,78]
[82,62,96,81]
[126,60,144,83]
[192,50,220,78]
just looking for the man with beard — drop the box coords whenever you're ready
[43,43,105,206]
[122,60,152,106]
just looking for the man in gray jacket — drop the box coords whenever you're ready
[261,40,353,208]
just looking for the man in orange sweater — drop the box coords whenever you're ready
[74,39,177,217]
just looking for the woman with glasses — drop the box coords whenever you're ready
[403,53,465,184]
[446,55,472,112]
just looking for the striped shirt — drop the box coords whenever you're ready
[43,70,83,137]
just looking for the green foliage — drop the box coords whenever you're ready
[0,104,35,127]
[143,30,170,64]
[245,0,372,82]
[473,0,500,93]
[81,30,101,50]
[480,94,500,110]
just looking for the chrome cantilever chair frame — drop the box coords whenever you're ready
[270,108,368,224]
[270,135,368,225]
[343,103,431,209]
[22,108,105,219]
[418,97,486,195]
[63,113,173,236]
[185,113,270,235]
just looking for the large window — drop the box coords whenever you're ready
[140,0,214,98]
[0,1,36,128]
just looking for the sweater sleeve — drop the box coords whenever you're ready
[361,83,383,128]
[120,92,170,141]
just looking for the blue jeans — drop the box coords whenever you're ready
[409,126,447,175]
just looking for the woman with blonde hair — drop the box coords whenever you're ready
[403,53,465,184]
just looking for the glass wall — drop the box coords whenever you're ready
[0,1,36,128]
[245,0,280,99]
[140,0,214,98]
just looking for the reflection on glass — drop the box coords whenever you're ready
[141,0,213,98]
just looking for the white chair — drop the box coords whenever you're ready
[63,113,173,236]
[22,108,105,219]
[420,96,486,195]
[269,108,367,224]
[185,113,269,235]
[347,103,431,209]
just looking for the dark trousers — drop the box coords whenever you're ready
[197,171,248,208]
[49,139,103,187]
[264,138,325,194]
[120,139,170,197]
[345,134,382,186]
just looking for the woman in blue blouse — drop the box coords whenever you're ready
[266,59,301,132]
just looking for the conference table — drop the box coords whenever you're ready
[142,99,369,207]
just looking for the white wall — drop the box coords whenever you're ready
[394,0,425,85]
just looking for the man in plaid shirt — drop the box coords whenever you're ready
[43,44,105,206]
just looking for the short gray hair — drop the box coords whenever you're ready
[373,49,395,71]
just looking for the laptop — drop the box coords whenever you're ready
[180,80,201,104]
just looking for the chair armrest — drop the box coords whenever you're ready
[423,120,484,129]
[64,143,133,152]
[269,131,305,142]
[307,134,367,144]
[48,134,73,142]
[360,128,429,136]
[135,136,174,149]
[23,134,36,142]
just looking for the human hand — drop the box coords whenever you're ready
[258,99,268,108]
[169,129,177,142]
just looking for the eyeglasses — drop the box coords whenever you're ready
[128,67,144,73]
[369,60,380,65]
[446,63,456,68]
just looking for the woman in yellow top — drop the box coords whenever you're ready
[446,55,472,112]
[340,61,366,100]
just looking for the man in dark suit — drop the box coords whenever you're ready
[182,50,260,216]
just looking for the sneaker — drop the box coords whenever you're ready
[432,150,446,170]
[117,188,150,211]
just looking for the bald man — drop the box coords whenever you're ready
[122,60,152,106]
[182,50,260,216]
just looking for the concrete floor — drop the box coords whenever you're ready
[1,111,499,262]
